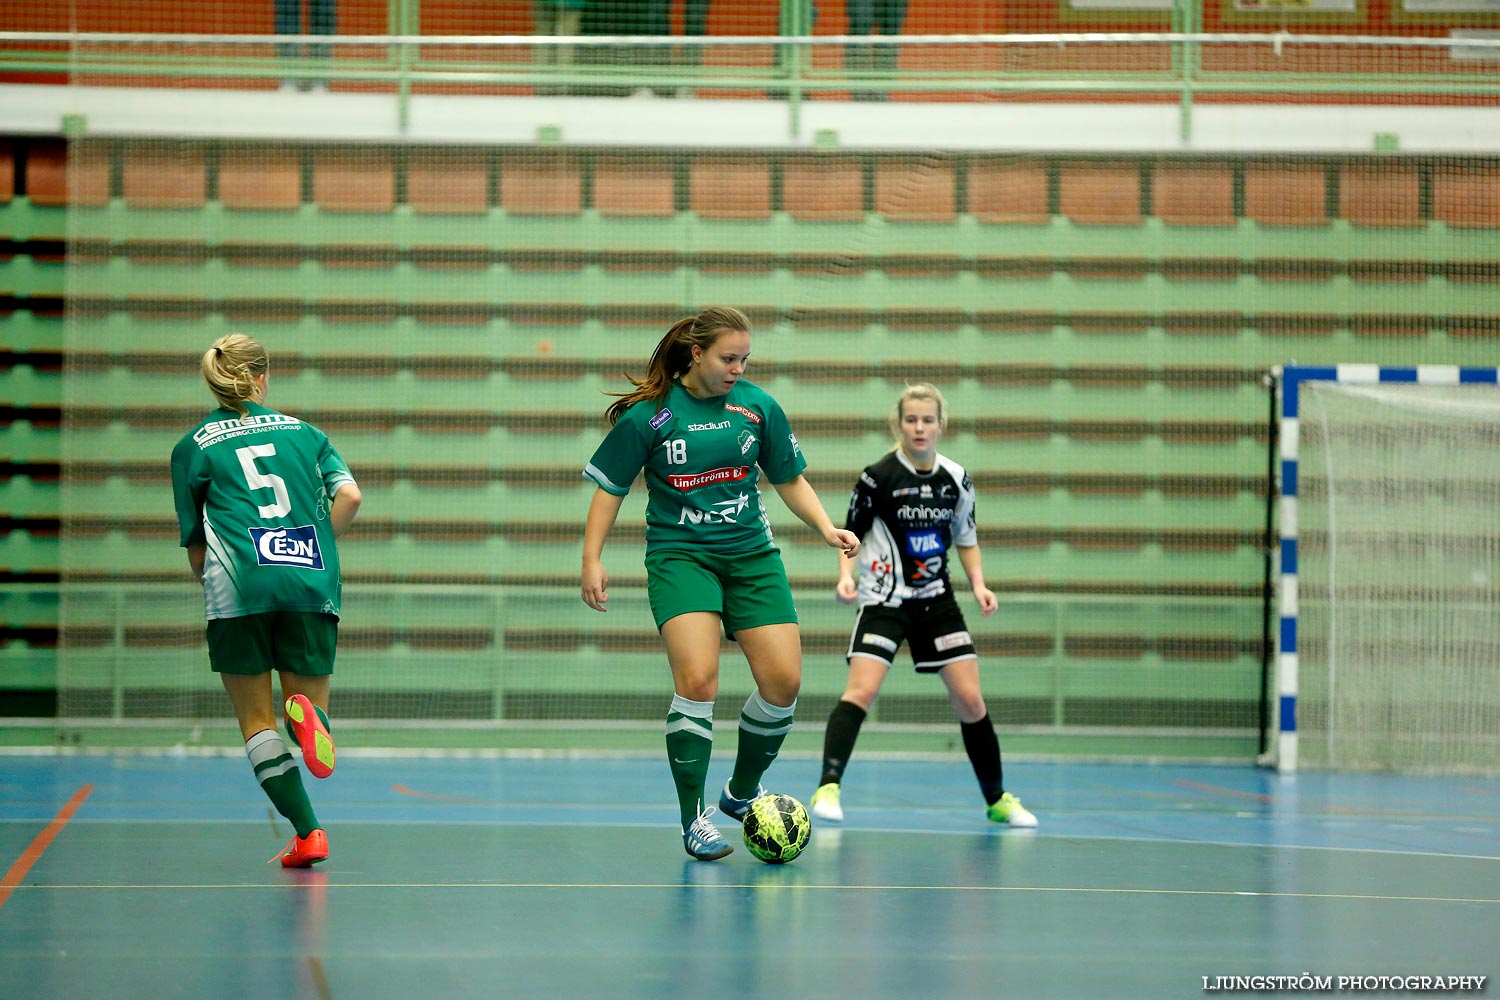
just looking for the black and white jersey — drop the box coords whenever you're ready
[845,449,978,606]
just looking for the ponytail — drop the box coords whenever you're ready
[604,306,751,426]
[201,334,269,418]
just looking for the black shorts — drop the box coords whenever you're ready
[846,595,976,673]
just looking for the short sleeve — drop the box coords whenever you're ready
[318,432,357,498]
[845,467,878,538]
[170,433,207,548]
[951,470,978,548]
[754,395,808,485]
[584,407,651,496]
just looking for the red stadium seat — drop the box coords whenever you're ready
[1244,163,1328,227]
[1340,163,1421,228]
[594,153,675,218]
[408,149,489,215]
[875,157,956,222]
[313,148,396,213]
[1432,163,1500,229]
[26,140,109,208]
[1059,161,1142,226]
[1153,162,1236,226]
[499,150,582,216]
[219,146,302,210]
[782,154,864,222]
[968,158,1049,224]
[123,145,207,209]
[689,154,772,221]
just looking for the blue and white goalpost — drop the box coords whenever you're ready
[1273,364,1500,773]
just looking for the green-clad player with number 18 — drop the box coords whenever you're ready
[581,306,859,861]
[171,334,362,868]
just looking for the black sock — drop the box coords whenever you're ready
[819,700,867,787]
[961,714,1005,806]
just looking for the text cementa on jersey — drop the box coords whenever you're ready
[193,413,302,449]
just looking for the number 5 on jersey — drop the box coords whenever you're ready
[237,444,291,518]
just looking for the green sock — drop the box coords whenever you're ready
[728,692,794,800]
[284,701,331,749]
[665,695,714,831]
[246,729,319,838]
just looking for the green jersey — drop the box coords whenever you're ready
[171,402,357,620]
[584,378,807,554]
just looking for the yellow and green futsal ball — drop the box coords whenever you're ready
[741,793,811,864]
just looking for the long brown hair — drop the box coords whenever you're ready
[604,306,751,426]
[202,333,269,418]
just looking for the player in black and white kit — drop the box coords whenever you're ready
[811,384,1037,827]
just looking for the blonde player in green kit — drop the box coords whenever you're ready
[171,334,362,867]
[581,306,860,860]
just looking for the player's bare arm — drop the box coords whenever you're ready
[581,487,626,612]
[955,544,998,617]
[772,475,860,557]
[186,543,206,581]
[835,551,859,604]
[329,482,362,537]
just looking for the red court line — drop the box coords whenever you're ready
[0,783,94,910]
[306,956,333,1000]
[392,782,496,806]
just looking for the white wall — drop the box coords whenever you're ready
[3,83,1499,153]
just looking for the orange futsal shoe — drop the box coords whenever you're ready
[274,828,329,868]
[285,694,335,779]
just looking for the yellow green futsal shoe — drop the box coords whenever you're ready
[810,783,844,822]
[986,792,1038,828]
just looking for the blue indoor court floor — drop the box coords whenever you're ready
[2,752,1497,1000]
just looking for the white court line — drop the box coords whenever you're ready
[8,881,1500,906]
[5,817,1496,862]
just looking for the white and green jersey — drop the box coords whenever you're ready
[171,402,357,620]
[584,378,807,554]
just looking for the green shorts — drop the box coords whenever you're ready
[206,612,338,676]
[645,547,798,635]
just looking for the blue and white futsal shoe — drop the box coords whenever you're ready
[717,780,767,823]
[683,806,734,861]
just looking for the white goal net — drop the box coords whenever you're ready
[1294,380,1500,773]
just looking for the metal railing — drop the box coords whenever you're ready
[2,31,1498,141]
[9,581,1259,736]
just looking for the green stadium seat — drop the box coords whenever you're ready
[0,530,57,573]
